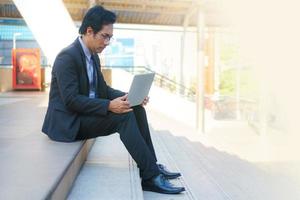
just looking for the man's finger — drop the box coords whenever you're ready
[122,101,130,107]
[122,108,133,113]
[144,97,149,104]
[120,94,128,101]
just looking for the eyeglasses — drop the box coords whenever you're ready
[95,32,114,43]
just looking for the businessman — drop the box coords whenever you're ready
[42,5,185,194]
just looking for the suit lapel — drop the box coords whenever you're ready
[74,38,90,94]
[91,54,101,97]
[74,38,107,98]
[92,54,107,98]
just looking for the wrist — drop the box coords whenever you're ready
[108,101,112,111]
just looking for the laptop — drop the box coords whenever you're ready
[127,73,155,107]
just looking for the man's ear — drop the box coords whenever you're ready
[86,27,94,36]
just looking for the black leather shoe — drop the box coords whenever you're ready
[158,164,181,179]
[142,174,185,194]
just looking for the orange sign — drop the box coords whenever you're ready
[12,49,41,90]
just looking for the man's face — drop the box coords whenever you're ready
[86,24,113,53]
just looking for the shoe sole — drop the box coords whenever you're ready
[164,174,181,179]
[142,186,185,194]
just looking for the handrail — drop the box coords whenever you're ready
[102,65,196,101]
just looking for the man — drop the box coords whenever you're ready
[42,5,185,194]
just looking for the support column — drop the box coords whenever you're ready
[179,22,187,95]
[179,6,197,96]
[196,10,205,133]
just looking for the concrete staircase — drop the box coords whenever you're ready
[67,123,198,200]
[67,134,143,200]
[5,90,297,200]
[0,92,194,200]
[0,92,95,200]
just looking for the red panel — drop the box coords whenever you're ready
[12,49,41,90]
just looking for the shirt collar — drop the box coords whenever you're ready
[78,36,92,61]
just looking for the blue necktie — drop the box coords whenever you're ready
[90,56,97,98]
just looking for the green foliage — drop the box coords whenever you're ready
[219,68,258,98]
[220,69,236,95]
[218,32,258,99]
[220,45,239,67]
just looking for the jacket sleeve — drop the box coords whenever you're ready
[54,52,110,115]
[107,86,126,100]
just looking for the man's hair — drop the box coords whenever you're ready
[79,5,116,35]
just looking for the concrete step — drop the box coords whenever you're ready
[67,134,144,200]
[153,130,232,200]
[143,129,198,200]
[0,93,94,200]
[152,129,300,200]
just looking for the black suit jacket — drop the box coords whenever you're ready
[42,38,125,142]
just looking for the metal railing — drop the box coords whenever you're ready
[102,66,196,102]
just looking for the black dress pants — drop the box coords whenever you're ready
[76,105,159,180]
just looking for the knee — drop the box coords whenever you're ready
[115,111,135,131]
[133,105,146,112]
[120,111,135,121]
[136,105,144,110]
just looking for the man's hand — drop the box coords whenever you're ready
[141,96,150,106]
[108,94,133,113]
